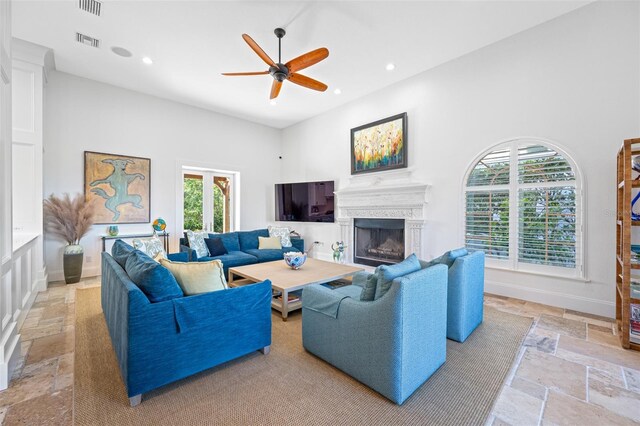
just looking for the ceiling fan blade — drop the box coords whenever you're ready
[285,48,329,73]
[242,34,276,67]
[270,80,283,99]
[288,73,328,92]
[221,71,269,76]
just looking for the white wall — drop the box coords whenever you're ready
[44,71,281,281]
[279,1,640,317]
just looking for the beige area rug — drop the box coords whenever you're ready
[75,287,532,426]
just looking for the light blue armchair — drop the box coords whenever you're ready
[444,250,485,342]
[302,264,448,405]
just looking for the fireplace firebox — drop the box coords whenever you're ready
[353,218,405,267]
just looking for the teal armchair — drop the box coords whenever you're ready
[301,264,448,405]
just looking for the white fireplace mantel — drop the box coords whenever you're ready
[334,169,430,263]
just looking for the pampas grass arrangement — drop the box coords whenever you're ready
[43,193,96,245]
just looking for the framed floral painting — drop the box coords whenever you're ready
[351,112,407,175]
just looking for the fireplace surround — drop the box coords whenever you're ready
[335,169,430,267]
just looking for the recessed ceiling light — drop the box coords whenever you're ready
[386,63,395,71]
[334,88,342,95]
[142,56,153,65]
[270,100,277,106]
[111,46,132,57]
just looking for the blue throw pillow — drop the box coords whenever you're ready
[424,248,469,269]
[112,239,134,268]
[125,250,184,303]
[360,269,379,302]
[205,237,228,257]
[375,254,421,300]
[215,232,241,252]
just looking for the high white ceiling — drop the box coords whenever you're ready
[13,1,590,129]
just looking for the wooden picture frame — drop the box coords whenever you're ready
[84,151,151,224]
[351,112,408,175]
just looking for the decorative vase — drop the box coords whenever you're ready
[63,244,84,284]
[331,241,347,264]
[107,225,119,236]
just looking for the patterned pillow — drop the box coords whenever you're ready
[186,230,210,258]
[132,236,167,261]
[268,225,292,248]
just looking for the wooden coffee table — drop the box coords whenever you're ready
[228,258,363,321]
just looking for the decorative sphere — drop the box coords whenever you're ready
[152,218,166,232]
[284,252,307,270]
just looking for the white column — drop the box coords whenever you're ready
[406,219,426,259]
[12,38,51,293]
[337,218,351,262]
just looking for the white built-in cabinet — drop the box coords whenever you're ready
[0,0,17,390]
[0,31,51,389]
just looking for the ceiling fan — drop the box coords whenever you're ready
[222,28,329,100]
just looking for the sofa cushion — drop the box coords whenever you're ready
[375,254,421,300]
[160,258,227,296]
[268,225,292,247]
[186,230,210,258]
[334,284,363,299]
[125,250,184,303]
[238,229,269,251]
[197,250,258,269]
[204,237,228,257]
[244,248,289,262]
[112,239,134,268]
[132,236,166,261]
[258,236,282,250]
[213,232,241,253]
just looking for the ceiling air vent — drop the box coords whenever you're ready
[79,0,101,16]
[76,32,100,48]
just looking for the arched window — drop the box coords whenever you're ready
[464,139,583,277]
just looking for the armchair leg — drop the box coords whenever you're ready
[129,394,142,407]
[259,345,271,355]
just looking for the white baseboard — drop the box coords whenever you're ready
[0,323,20,390]
[35,266,48,292]
[16,284,40,331]
[47,266,100,284]
[485,280,615,319]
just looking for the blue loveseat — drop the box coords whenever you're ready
[101,241,272,406]
[180,228,304,274]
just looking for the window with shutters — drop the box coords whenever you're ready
[464,139,583,278]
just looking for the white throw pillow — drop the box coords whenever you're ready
[268,225,292,248]
[186,230,210,258]
[160,258,227,296]
[132,236,167,261]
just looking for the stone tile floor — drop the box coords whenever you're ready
[0,277,638,425]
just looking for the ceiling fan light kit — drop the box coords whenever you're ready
[222,27,329,100]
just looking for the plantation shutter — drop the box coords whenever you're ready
[465,148,510,259]
[517,145,576,268]
[465,190,510,259]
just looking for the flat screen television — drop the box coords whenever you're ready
[275,181,335,223]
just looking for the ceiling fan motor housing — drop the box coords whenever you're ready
[270,63,289,82]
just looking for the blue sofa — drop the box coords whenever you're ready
[180,228,304,274]
[301,264,448,405]
[101,243,272,406]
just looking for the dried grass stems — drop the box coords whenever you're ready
[43,193,97,245]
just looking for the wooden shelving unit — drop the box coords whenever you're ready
[616,138,640,350]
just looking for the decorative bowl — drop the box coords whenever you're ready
[284,252,307,270]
